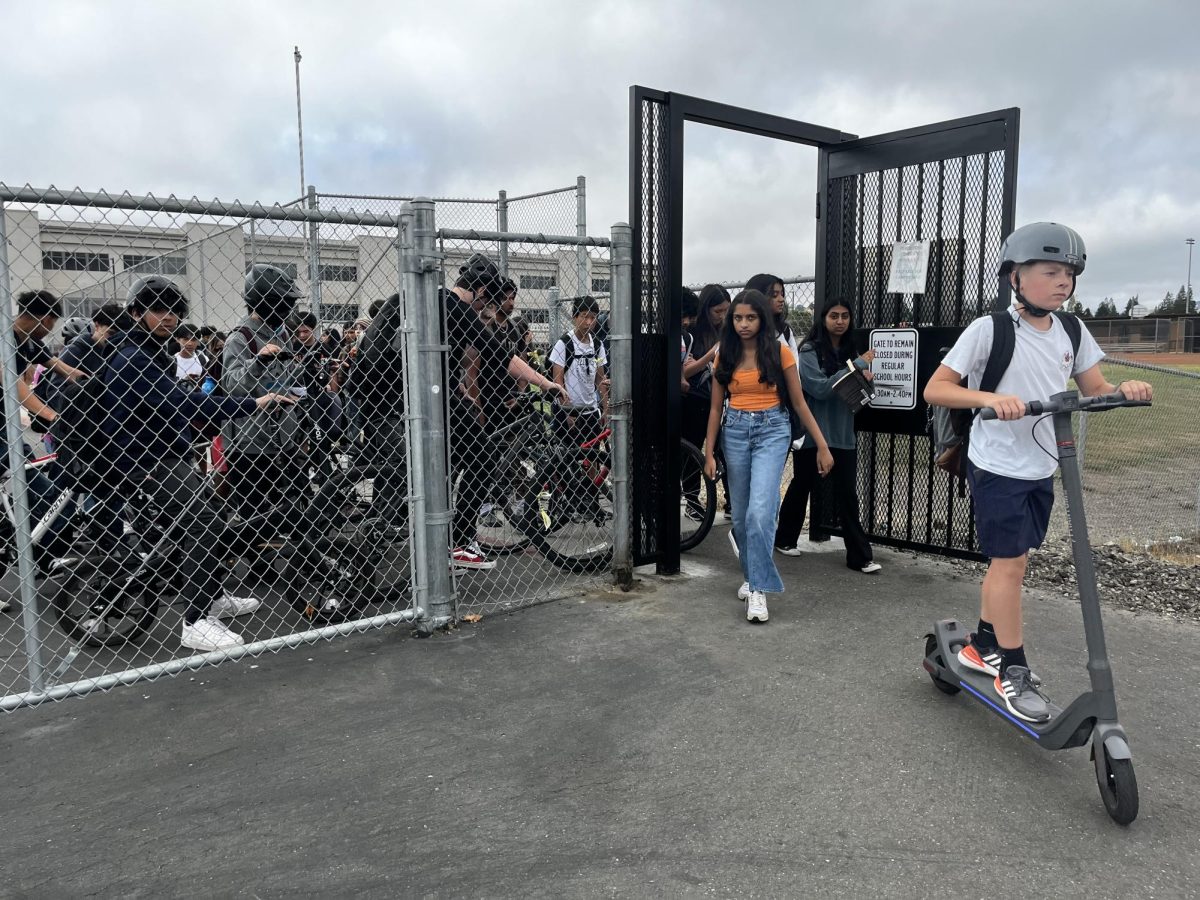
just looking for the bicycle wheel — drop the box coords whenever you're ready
[463,459,535,556]
[679,439,716,552]
[50,550,160,647]
[522,445,613,573]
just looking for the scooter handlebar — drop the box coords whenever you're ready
[978,392,1152,420]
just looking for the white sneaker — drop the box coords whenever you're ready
[712,510,730,525]
[0,594,10,613]
[860,562,882,574]
[727,529,739,559]
[747,591,769,623]
[737,582,750,602]
[181,616,245,652]
[210,592,262,618]
[775,544,803,557]
[791,438,806,451]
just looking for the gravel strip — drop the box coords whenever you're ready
[945,537,1200,623]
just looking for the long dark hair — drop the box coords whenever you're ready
[803,297,859,376]
[714,289,784,390]
[746,272,789,342]
[690,283,730,357]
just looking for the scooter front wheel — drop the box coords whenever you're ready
[1094,741,1139,825]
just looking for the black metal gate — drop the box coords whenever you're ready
[813,111,1020,560]
[629,88,1019,568]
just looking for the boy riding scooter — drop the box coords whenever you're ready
[923,222,1152,723]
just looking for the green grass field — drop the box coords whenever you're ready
[1078,364,1199,471]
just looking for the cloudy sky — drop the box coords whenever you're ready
[2,0,1198,309]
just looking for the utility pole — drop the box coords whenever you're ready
[1187,238,1195,313]
[294,46,306,201]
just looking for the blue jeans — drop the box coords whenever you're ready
[721,406,791,593]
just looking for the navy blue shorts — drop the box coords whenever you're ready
[966,460,1054,559]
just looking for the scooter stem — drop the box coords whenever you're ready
[1050,391,1118,719]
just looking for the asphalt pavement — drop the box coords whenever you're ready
[3,532,1198,898]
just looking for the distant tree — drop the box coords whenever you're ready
[787,305,814,338]
[1123,296,1139,317]
[1095,298,1120,317]
[1152,291,1176,315]
[1064,297,1085,315]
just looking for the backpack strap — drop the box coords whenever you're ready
[980,311,1016,394]
[558,331,575,375]
[239,325,258,356]
[1052,310,1083,367]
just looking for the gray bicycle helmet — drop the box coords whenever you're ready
[456,253,502,297]
[60,316,91,343]
[997,222,1087,277]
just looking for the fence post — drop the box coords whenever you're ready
[0,207,46,694]
[548,286,561,343]
[411,198,454,631]
[609,222,634,589]
[576,176,588,297]
[497,189,509,277]
[307,185,322,319]
[397,206,429,627]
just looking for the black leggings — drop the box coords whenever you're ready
[776,446,872,569]
[681,392,729,512]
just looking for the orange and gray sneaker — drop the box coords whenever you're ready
[958,639,1004,677]
[995,666,1051,723]
[958,636,1042,685]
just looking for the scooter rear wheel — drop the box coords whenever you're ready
[1094,741,1139,826]
[923,633,960,695]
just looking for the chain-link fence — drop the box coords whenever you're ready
[1059,357,1200,548]
[435,224,618,617]
[0,185,629,710]
[0,186,420,710]
[317,178,585,256]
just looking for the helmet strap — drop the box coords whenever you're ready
[1012,270,1074,319]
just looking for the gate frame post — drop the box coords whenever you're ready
[609,222,634,589]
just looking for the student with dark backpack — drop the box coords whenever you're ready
[925,222,1152,723]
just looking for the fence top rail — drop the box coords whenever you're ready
[687,275,815,290]
[317,191,495,204]
[504,185,579,203]
[0,185,399,228]
[1104,356,1200,380]
[437,228,611,248]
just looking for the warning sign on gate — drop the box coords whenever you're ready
[868,328,919,410]
[887,240,931,294]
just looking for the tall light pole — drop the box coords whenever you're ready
[294,46,306,201]
[1187,237,1195,313]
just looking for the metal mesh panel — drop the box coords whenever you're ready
[436,230,614,617]
[816,148,1010,558]
[631,94,671,564]
[1,186,415,709]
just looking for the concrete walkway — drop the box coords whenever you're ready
[3,536,1198,897]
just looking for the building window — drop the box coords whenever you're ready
[320,303,359,324]
[123,254,187,276]
[42,250,111,272]
[319,264,358,283]
[591,277,610,293]
[521,273,557,290]
[258,261,299,280]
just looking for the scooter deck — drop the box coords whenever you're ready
[926,619,1100,751]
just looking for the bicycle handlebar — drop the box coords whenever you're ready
[978,391,1152,420]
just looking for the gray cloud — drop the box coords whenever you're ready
[2,0,1197,307]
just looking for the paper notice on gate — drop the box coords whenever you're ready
[868,328,918,410]
[887,240,931,294]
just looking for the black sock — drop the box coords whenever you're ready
[1000,645,1027,674]
[976,619,998,650]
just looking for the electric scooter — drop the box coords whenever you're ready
[922,390,1151,825]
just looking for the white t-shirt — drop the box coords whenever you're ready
[550,332,607,408]
[175,353,204,382]
[941,308,1104,480]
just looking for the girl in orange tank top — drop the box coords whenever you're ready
[702,289,833,623]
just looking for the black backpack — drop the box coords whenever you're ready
[931,310,1082,478]
[48,347,120,491]
[557,331,602,380]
